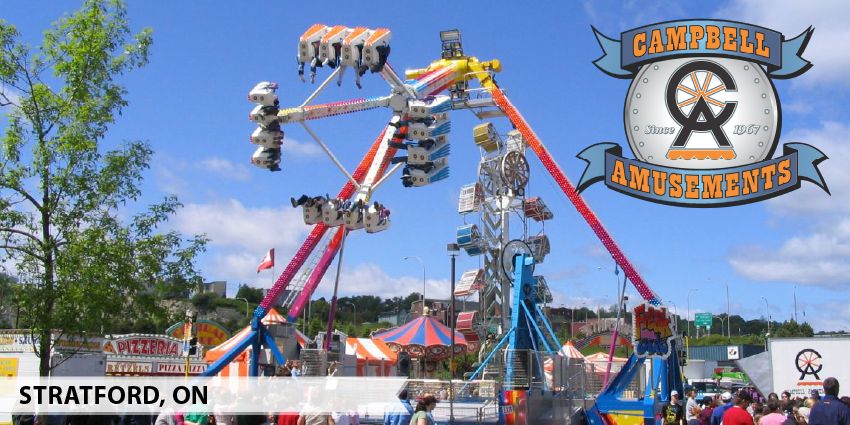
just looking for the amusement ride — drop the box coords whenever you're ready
[205,25,685,424]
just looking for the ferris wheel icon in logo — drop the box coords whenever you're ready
[666,60,738,161]
[579,19,830,207]
[796,348,822,380]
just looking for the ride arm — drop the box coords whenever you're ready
[278,96,392,124]
[257,127,388,316]
[285,118,402,320]
[469,70,660,304]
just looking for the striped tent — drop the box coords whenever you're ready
[585,351,628,375]
[559,341,586,360]
[345,337,397,376]
[372,316,467,360]
[204,308,307,377]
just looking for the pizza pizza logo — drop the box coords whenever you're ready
[578,20,829,207]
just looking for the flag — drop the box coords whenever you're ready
[257,249,274,273]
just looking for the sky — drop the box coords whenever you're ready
[2,1,849,332]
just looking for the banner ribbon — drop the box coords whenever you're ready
[592,19,813,79]
[577,143,829,207]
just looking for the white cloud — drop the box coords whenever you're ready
[809,300,850,332]
[315,263,451,300]
[154,164,188,196]
[175,199,307,252]
[173,199,313,287]
[767,121,850,216]
[0,85,21,110]
[583,0,687,31]
[282,137,323,158]
[197,157,251,182]
[716,0,850,86]
[728,122,850,289]
[783,101,813,115]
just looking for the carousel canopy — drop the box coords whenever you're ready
[372,316,467,360]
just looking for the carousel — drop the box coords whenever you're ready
[372,315,467,377]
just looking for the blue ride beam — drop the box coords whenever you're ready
[251,318,262,376]
[520,302,555,355]
[535,304,562,351]
[465,327,515,383]
[202,329,257,377]
[263,330,287,365]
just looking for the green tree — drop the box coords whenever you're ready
[0,273,15,327]
[235,284,263,304]
[0,1,205,376]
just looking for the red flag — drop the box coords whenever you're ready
[257,249,274,273]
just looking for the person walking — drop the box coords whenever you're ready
[808,377,850,425]
[710,392,734,425]
[722,391,754,425]
[759,400,786,425]
[409,395,437,425]
[698,396,715,425]
[383,390,413,425]
[685,388,701,425]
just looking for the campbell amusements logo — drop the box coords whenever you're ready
[577,20,830,207]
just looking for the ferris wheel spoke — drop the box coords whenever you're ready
[677,84,698,97]
[677,97,698,108]
[705,84,726,97]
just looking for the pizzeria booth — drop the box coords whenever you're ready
[102,334,208,376]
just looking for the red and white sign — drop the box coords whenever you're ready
[104,335,183,357]
[156,363,207,374]
[106,361,152,374]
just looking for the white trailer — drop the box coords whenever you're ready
[769,337,850,398]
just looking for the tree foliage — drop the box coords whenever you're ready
[235,284,263,304]
[0,0,206,375]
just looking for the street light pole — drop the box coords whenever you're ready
[760,296,770,335]
[793,285,798,323]
[404,256,426,314]
[447,243,459,425]
[725,282,731,338]
[235,297,249,318]
[345,302,357,325]
[687,289,698,339]
[667,300,678,334]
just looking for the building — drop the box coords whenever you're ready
[410,299,480,326]
[687,344,765,365]
[203,281,227,298]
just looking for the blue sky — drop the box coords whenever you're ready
[4,1,849,332]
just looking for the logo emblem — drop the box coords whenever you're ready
[795,348,822,380]
[578,20,829,207]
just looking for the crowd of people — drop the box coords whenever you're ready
[660,377,850,425]
[11,390,438,425]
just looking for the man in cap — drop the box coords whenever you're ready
[809,377,850,425]
[722,390,753,425]
[710,392,734,425]
[662,390,685,425]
